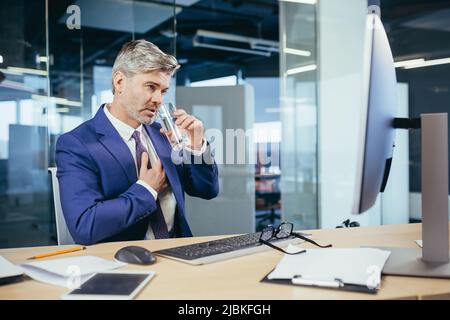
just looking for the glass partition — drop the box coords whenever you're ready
[0,0,51,248]
[279,0,318,230]
[0,0,178,248]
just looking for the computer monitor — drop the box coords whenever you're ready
[353,1,450,278]
[352,5,397,215]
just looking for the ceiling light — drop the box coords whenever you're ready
[284,47,311,57]
[32,95,82,107]
[403,57,450,69]
[37,56,49,63]
[286,64,317,76]
[193,40,272,57]
[279,0,317,5]
[0,68,22,76]
[0,79,33,92]
[394,58,425,68]
[55,107,70,113]
[6,67,47,76]
[194,30,279,57]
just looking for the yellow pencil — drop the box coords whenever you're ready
[27,246,86,260]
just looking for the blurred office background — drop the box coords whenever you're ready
[0,0,449,248]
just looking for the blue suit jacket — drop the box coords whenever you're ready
[55,105,219,245]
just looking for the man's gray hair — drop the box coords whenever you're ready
[112,39,180,93]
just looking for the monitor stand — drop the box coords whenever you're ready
[376,247,450,278]
[377,113,450,278]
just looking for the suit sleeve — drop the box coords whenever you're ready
[177,142,219,200]
[55,133,158,245]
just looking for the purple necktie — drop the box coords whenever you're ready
[132,130,169,239]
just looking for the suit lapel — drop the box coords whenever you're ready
[94,105,137,185]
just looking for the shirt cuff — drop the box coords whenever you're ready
[137,180,158,201]
[184,138,207,156]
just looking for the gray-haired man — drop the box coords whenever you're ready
[55,40,219,245]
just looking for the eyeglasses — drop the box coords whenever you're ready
[259,222,332,255]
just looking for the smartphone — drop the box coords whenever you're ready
[61,270,155,300]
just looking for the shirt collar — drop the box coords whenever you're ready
[103,103,143,142]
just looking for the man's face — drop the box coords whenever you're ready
[118,70,171,125]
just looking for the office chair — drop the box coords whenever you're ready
[255,192,282,231]
[48,167,75,245]
[255,170,282,231]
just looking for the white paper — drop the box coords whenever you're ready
[415,240,423,248]
[268,245,391,288]
[20,256,127,288]
[0,256,24,278]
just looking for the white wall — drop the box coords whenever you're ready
[318,0,372,228]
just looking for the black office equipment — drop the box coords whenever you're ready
[114,246,156,265]
[154,232,304,265]
[336,219,360,228]
[62,271,155,300]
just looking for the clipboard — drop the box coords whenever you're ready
[260,268,378,294]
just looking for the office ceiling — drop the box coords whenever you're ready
[46,0,281,83]
[1,0,450,96]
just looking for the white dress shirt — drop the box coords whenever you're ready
[103,104,207,239]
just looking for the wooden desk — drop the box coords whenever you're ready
[1,223,450,300]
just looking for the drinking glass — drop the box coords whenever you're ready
[157,103,190,150]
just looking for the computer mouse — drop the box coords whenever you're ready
[114,246,156,265]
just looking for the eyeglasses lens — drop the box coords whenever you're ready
[260,227,274,241]
[276,223,292,239]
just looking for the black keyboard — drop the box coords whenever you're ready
[154,232,301,264]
